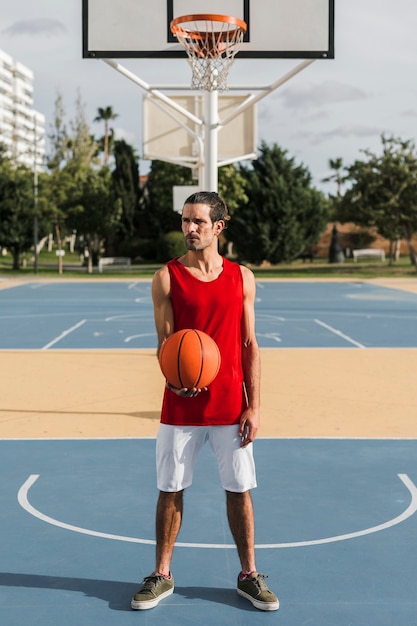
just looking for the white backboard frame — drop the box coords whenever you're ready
[83,0,334,59]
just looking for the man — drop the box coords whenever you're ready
[131,191,279,612]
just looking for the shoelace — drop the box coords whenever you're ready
[141,575,165,589]
[251,573,269,591]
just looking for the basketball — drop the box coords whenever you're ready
[158,329,221,389]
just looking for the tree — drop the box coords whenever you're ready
[322,157,345,223]
[111,139,140,242]
[143,160,192,237]
[47,93,68,171]
[46,91,108,272]
[323,157,344,198]
[94,106,118,166]
[231,142,329,264]
[60,166,114,272]
[0,157,50,269]
[217,164,248,215]
[340,135,417,268]
[68,93,99,170]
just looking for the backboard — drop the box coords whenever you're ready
[142,94,257,164]
[83,0,334,60]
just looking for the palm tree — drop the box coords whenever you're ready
[322,157,344,197]
[323,158,345,262]
[94,106,118,166]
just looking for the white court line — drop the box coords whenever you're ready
[41,320,87,350]
[105,314,143,321]
[257,332,282,343]
[314,318,366,349]
[124,332,156,343]
[17,474,417,550]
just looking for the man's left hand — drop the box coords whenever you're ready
[239,408,260,447]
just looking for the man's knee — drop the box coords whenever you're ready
[158,490,184,503]
[226,490,252,505]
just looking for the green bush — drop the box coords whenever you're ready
[157,231,187,262]
[117,238,157,261]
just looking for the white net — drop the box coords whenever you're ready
[171,15,246,92]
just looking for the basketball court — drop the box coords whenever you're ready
[1,1,416,623]
[0,278,417,625]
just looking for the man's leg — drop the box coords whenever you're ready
[155,490,183,575]
[131,491,181,610]
[226,490,256,573]
[227,490,279,611]
[132,423,203,611]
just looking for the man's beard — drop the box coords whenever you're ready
[185,237,201,250]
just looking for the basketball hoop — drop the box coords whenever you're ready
[170,14,247,92]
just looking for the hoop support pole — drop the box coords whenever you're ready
[203,90,219,192]
[101,57,317,192]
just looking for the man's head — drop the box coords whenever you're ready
[181,191,230,252]
[183,191,230,226]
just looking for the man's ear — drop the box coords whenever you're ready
[214,220,225,235]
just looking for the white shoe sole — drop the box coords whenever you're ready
[237,588,279,611]
[131,587,174,610]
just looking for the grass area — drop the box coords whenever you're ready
[249,259,417,279]
[0,250,416,280]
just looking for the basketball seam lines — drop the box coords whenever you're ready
[177,331,188,388]
[195,329,204,388]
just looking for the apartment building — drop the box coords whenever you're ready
[0,48,45,170]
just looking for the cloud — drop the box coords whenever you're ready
[2,19,66,37]
[259,104,330,126]
[114,127,137,144]
[401,109,417,118]
[277,81,368,109]
[296,125,384,145]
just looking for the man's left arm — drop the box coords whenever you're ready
[239,266,261,448]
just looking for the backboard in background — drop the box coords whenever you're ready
[142,95,257,164]
[173,186,200,213]
[83,0,334,60]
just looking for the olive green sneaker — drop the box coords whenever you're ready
[131,572,174,610]
[237,572,279,611]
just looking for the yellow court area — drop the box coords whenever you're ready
[1,347,417,440]
[0,278,416,440]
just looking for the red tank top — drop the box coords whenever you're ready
[160,257,246,426]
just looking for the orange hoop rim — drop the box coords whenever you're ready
[171,13,247,39]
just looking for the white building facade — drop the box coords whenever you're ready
[0,48,45,170]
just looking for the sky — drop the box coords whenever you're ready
[1,0,417,193]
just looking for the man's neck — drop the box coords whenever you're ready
[178,251,224,281]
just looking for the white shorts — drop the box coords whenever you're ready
[156,424,257,493]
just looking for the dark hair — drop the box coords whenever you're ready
[183,191,231,225]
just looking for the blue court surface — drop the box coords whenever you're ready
[1,279,417,625]
[1,438,417,625]
[0,279,416,349]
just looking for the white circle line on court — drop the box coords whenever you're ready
[17,474,417,550]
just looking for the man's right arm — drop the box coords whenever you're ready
[151,265,174,358]
[152,265,203,398]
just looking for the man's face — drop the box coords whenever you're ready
[181,203,223,251]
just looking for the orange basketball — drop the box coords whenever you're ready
[159,329,221,389]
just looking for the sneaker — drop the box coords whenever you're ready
[237,572,279,611]
[131,572,174,610]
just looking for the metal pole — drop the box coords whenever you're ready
[204,90,219,192]
[33,118,39,274]
[101,58,315,193]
